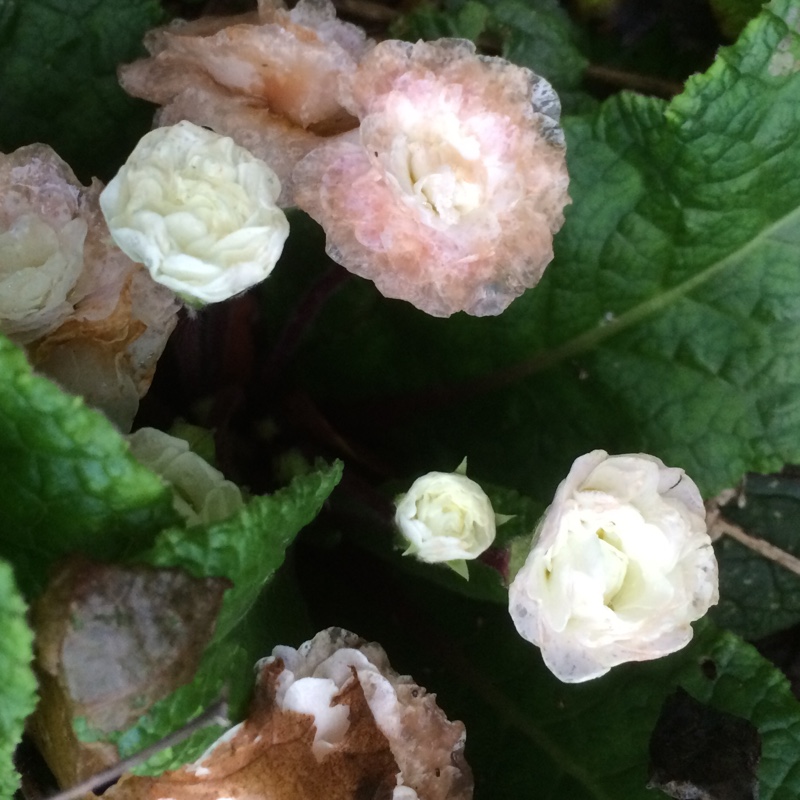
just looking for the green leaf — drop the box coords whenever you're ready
[712,472,800,640]
[300,545,800,800]
[79,464,343,774]
[276,0,800,502]
[0,559,37,797]
[0,336,177,595]
[144,460,343,640]
[390,0,491,42]
[390,0,592,113]
[0,0,162,182]
[491,0,594,113]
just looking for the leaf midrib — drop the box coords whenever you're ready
[511,201,800,383]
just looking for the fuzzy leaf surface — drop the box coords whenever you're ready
[144,461,343,640]
[0,337,177,595]
[0,559,37,798]
[278,0,800,503]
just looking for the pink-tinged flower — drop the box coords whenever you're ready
[0,144,180,430]
[293,39,570,317]
[119,0,372,204]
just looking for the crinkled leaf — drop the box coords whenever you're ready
[301,546,800,800]
[144,461,343,640]
[276,0,800,503]
[491,0,594,113]
[0,0,162,182]
[712,472,800,640]
[71,466,342,777]
[391,0,592,112]
[390,0,491,42]
[0,336,177,595]
[0,559,37,798]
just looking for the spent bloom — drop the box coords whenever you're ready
[261,628,473,800]
[100,121,290,305]
[119,0,371,202]
[508,451,718,683]
[103,628,472,800]
[395,462,502,577]
[293,38,570,317]
[127,426,244,526]
[0,144,179,429]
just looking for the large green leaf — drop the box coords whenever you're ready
[272,0,800,502]
[299,543,800,800]
[0,0,162,181]
[0,336,177,594]
[0,559,37,797]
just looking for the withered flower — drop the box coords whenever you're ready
[119,0,372,204]
[293,39,571,317]
[104,628,473,800]
[0,145,179,430]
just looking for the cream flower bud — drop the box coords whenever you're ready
[508,451,718,683]
[100,121,289,304]
[395,465,497,570]
[127,427,243,526]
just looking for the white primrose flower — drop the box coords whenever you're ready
[100,120,289,304]
[395,462,501,577]
[127,427,244,526]
[508,450,718,683]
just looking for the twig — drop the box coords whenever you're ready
[706,492,800,578]
[584,64,685,98]
[43,695,229,800]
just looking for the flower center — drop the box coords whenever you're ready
[383,97,487,226]
[595,527,629,608]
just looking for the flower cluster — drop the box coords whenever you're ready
[0,144,179,429]
[118,0,570,317]
[508,451,718,682]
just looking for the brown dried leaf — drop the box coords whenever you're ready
[29,558,229,788]
[104,658,399,800]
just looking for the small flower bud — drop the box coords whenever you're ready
[508,450,719,683]
[395,463,498,571]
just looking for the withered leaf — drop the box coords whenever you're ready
[648,687,761,800]
[29,557,229,789]
[103,658,400,800]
